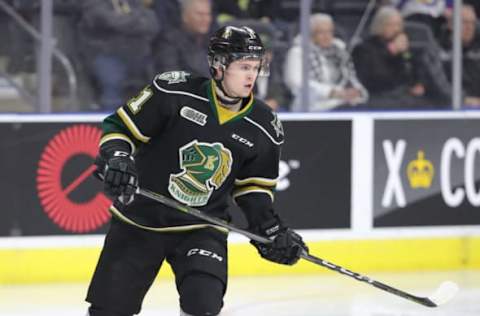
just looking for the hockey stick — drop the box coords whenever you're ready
[136,187,459,308]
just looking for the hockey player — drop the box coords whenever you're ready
[87,25,308,316]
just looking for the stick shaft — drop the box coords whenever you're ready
[138,188,271,243]
[301,253,436,307]
[137,188,437,307]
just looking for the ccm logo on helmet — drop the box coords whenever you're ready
[187,248,224,262]
[248,45,263,50]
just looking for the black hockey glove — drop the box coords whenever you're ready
[250,216,308,265]
[95,150,138,205]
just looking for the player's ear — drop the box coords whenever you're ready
[210,65,224,81]
[213,66,220,80]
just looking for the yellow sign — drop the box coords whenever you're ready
[407,150,434,189]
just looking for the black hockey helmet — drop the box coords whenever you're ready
[208,26,269,77]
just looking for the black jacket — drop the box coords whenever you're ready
[352,35,420,94]
[78,0,159,59]
[154,28,211,78]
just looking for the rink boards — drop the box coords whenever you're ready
[0,111,479,283]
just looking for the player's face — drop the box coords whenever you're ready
[222,59,260,98]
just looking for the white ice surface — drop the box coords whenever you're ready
[0,270,478,316]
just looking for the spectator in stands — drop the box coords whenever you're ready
[154,0,213,77]
[152,0,244,34]
[284,14,368,112]
[390,0,448,38]
[78,0,159,111]
[352,6,439,108]
[438,4,480,107]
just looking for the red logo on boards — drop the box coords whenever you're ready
[36,124,111,233]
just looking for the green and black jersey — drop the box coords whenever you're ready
[100,71,285,232]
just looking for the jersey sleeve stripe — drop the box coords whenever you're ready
[117,108,151,143]
[99,133,136,153]
[243,117,284,145]
[232,186,274,202]
[234,177,278,187]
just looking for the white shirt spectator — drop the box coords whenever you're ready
[284,35,368,111]
[284,13,368,112]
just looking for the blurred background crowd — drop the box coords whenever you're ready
[0,0,479,112]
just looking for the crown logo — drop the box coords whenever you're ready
[407,150,434,189]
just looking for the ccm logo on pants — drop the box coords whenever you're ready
[186,248,223,262]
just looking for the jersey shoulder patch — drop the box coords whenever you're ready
[152,72,209,102]
[156,71,191,84]
[245,100,284,146]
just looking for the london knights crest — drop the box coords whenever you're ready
[168,140,233,206]
[156,71,190,84]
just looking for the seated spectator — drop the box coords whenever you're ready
[78,0,159,111]
[154,0,213,77]
[152,0,244,34]
[352,6,440,108]
[284,14,368,112]
[390,0,448,38]
[438,4,480,107]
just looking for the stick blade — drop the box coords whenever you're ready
[428,281,459,306]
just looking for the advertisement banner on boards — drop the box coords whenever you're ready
[373,119,480,227]
[265,120,352,229]
[0,122,110,236]
[0,119,352,236]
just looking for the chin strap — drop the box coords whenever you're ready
[214,79,241,105]
[210,66,241,105]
